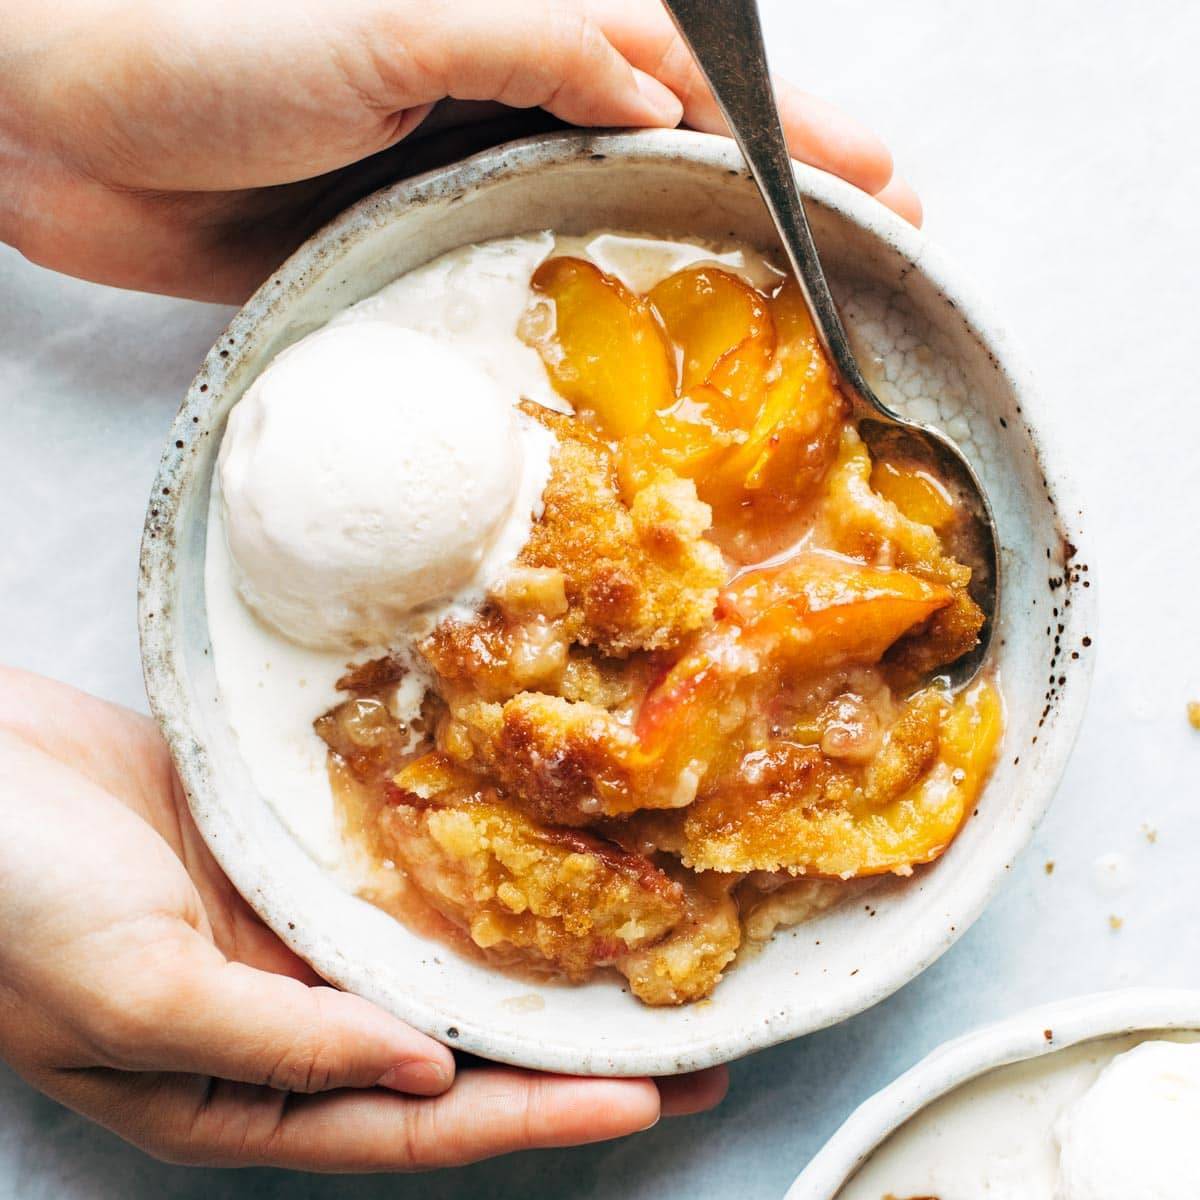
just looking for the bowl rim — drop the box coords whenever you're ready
[139,126,1097,1075]
[784,987,1200,1198]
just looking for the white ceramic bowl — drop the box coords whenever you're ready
[786,988,1200,1198]
[139,128,1094,1076]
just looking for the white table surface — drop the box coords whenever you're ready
[3,1,1199,1195]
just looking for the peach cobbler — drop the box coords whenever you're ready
[305,247,1002,1006]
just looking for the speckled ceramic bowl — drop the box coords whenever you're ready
[786,989,1200,1198]
[139,128,1095,1076]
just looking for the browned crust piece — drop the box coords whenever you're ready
[379,753,685,979]
[615,865,742,1005]
[884,589,986,690]
[335,655,408,693]
[677,690,945,875]
[517,406,725,657]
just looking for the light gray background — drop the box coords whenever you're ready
[2,0,1198,1195]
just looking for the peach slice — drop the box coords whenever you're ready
[616,398,740,497]
[718,552,955,672]
[871,460,957,529]
[634,648,721,754]
[524,257,675,437]
[607,266,783,497]
[715,276,845,498]
[632,554,954,775]
[813,429,970,588]
[649,266,776,427]
[809,676,1003,878]
[677,678,1003,879]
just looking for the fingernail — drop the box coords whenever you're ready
[633,69,684,126]
[377,1060,451,1096]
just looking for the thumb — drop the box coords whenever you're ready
[95,936,455,1097]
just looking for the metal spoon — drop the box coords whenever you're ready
[661,0,998,686]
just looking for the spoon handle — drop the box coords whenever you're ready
[659,0,875,407]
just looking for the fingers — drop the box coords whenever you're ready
[771,84,894,197]
[91,936,454,1097]
[657,1065,729,1116]
[590,0,923,225]
[874,174,924,228]
[589,0,894,195]
[52,1066,662,1170]
[237,1068,659,1169]
[397,0,683,128]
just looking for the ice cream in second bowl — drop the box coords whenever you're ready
[836,1034,1200,1200]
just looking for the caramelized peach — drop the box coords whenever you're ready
[525,260,845,547]
[718,277,843,493]
[524,257,674,437]
[649,266,776,427]
[678,679,1002,878]
[718,553,955,673]
[832,676,1002,877]
[630,555,953,793]
[640,555,954,728]
[615,410,734,495]
[871,459,957,529]
[686,278,846,546]
[614,268,781,491]
[814,430,970,587]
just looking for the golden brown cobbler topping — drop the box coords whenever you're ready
[381,754,684,982]
[517,409,725,656]
[315,255,1003,1005]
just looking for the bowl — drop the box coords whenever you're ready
[786,988,1200,1198]
[138,127,1094,1076]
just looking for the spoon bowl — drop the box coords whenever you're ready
[663,0,999,686]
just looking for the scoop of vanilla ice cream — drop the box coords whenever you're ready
[218,320,549,649]
[1055,1041,1200,1199]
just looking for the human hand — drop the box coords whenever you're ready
[0,667,726,1170]
[0,0,919,302]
